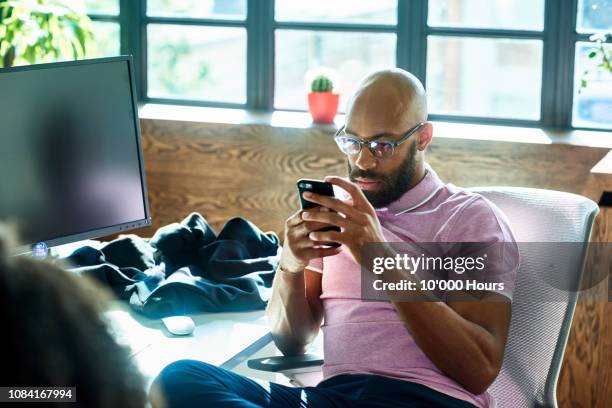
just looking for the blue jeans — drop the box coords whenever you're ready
[152,360,477,408]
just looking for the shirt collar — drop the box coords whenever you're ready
[376,164,444,216]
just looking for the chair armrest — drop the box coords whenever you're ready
[247,354,323,374]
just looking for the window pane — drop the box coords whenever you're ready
[427,36,543,119]
[275,30,396,110]
[147,0,246,19]
[275,0,397,24]
[577,0,612,33]
[147,25,246,103]
[91,21,120,57]
[428,0,544,31]
[573,42,612,129]
[84,0,119,15]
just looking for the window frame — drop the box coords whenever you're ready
[102,0,610,131]
[571,0,612,129]
[87,4,122,60]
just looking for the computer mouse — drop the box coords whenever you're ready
[161,316,195,336]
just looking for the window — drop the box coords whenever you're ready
[428,0,544,30]
[275,0,396,24]
[85,0,610,130]
[274,0,397,112]
[147,25,247,103]
[147,0,246,19]
[426,0,545,121]
[573,0,612,129]
[275,30,395,111]
[85,0,121,57]
[577,0,612,32]
[145,0,247,105]
[427,37,543,120]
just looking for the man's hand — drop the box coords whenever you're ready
[281,206,343,273]
[301,176,387,265]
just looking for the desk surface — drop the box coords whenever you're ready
[56,240,273,386]
[105,303,271,387]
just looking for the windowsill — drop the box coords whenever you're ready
[139,103,340,131]
[138,103,612,149]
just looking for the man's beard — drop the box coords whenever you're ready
[348,141,417,209]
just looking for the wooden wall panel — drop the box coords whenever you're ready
[557,207,612,408]
[134,118,610,236]
[137,119,346,237]
[109,118,611,407]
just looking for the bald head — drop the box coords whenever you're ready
[346,69,427,133]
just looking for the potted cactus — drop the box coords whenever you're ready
[308,74,340,124]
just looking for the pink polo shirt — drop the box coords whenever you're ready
[307,165,519,408]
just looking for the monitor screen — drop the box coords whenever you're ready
[0,57,151,249]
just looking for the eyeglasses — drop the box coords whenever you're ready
[334,122,426,160]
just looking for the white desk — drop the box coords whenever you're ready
[105,303,271,387]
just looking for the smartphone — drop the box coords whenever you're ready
[297,179,341,248]
[297,179,335,209]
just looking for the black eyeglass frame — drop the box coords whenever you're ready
[334,121,427,159]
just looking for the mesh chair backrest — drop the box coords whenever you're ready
[472,187,598,408]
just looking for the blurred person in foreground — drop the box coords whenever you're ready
[0,224,148,408]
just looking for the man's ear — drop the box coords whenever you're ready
[417,122,433,151]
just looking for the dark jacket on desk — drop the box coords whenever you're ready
[66,213,280,318]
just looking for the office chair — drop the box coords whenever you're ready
[249,187,599,408]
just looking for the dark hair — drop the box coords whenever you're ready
[0,226,147,408]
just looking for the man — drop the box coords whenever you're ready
[152,69,519,408]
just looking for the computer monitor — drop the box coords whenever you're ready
[0,56,151,252]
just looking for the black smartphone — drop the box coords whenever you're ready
[297,179,335,209]
[297,179,341,248]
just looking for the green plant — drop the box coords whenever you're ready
[0,0,95,68]
[580,32,612,90]
[311,74,334,93]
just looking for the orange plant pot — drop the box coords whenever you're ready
[308,92,340,124]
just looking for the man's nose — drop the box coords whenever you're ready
[354,147,377,170]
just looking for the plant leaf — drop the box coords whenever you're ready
[1,0,94,65]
